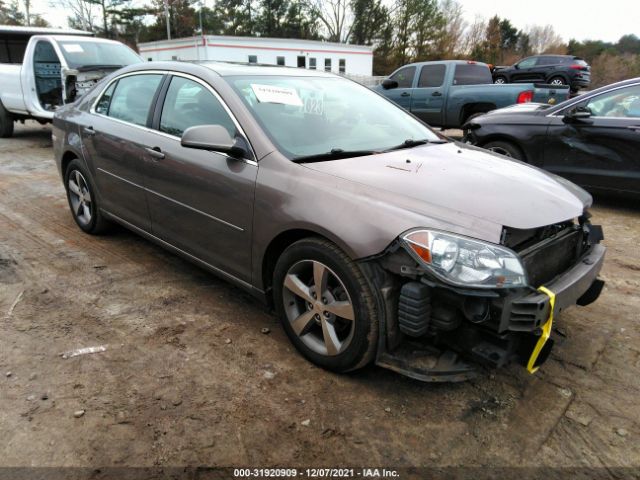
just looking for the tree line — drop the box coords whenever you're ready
[1,0,638,86]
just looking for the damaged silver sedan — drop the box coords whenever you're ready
[52,62,606,381]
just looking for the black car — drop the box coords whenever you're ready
[493,55,590,92]
[464,78,640,198]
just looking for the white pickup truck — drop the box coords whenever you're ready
[0,25,143,137]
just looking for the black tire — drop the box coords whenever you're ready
[548,76,566,86]
[0,102,14,138]
[273,237,379,373]
[494,76,507,84]
[64,158,112,234]
[483,140,525,161]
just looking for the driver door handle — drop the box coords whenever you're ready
[145,146,165,160]
[431,91,442,97]
[83,126,95,136]
[628,125,640,132]
[400,92,411,97]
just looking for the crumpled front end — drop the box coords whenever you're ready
[366,212,606,382]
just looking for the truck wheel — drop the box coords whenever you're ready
[549,76,566,86]
[0,102,14,138]
[483,140,524,161]
[494,76,507,84]
[273,237,379,373]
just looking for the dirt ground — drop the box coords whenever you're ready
[1,122,639,475]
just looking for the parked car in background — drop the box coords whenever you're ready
[374,60,569,129]
[0,25,142,137]
[463,78,640,197]
[53,61,605,382]
[492,55,591,92]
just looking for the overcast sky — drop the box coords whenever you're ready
[27,0,640,44]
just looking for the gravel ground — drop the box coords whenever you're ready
[0,122,639,476]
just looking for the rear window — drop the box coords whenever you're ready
[453,64,492,86]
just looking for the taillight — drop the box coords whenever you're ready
[570,64,588,70]
[517,90,534,103]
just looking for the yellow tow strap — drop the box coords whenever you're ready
[527,286,556,374]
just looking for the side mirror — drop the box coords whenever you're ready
[563,106,592,122]
[181,124,249,158]
[381,78,398,90]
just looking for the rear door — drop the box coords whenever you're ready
[81,72,164,231]
[511,57,538,83]
[410,63,446,126]
[139,74,258,283]
[534,56,559,83]
[543,83,640,195]
[384,66,416,110]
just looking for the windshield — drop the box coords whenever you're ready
[227,76,442,159]
[57,40,142,69]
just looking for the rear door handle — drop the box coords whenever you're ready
[628,125,640,132]
[431,91,442,97]
[400,92,411,97]
[145,146,165,160]
[83,126,95,136]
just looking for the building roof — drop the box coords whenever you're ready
[197,60,336,77]
[138,35,373,55]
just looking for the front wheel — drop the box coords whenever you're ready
[548,76,566,86]
[494,76,507,84]
[273,237,379,373]
[483,140,524,161]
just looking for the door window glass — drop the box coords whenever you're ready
[517,57,537,69]
[389,66,416,88]
[585,85,640,118]
[95,81,117,115]
[159,76,236,137]
[107,74,162,126]
[417,64,446,88]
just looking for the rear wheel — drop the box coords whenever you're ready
[494,76,507,84]
[0,102,14,138]
[64,159,112,234]
[549,76,566,86]
[273,237,378,373]
[483,140,524,161]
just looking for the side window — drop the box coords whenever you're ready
[517,57,537,69]
[248,55,257,64]
[276,56,285,66]
[417,65,446,88]
[390,66,416,88]
[159,76,236,138]
[324,58,331,71]
[95,81,117,115]
[585,85,640,118]
[107,74,162,127]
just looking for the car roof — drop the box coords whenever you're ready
[401,60,489,68]
[123,60,340,78]
[0,25,93,36]
[31,35,124,44]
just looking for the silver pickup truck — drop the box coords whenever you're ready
[0,26,142,137]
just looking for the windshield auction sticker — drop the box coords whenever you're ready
[62,44,85,53]
[251,84,303,106]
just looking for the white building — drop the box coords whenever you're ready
[137,35,373,76]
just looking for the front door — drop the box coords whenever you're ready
[140,75,258,283]
[543,83,640,195]
[410,64,446,126]
[384,66,416,110]
[511,57,538,83]
[81,73,164,231]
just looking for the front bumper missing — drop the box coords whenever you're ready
[375,243,606,382]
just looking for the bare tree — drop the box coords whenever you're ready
[527,24,565,54]
[461,15,485,57]
[433,0,465,58]
[307,0,352,42]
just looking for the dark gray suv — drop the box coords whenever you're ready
[52,62,605,381]
[493,55,591,92]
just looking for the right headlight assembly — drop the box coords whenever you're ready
[400,229,528,289]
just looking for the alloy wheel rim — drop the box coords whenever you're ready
[68,170,92,226]
[550,79,564,86]
[282,260,355,356]
[488,146,512,157]
[494,78,506,84]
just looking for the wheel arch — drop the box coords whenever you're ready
[547,73,569,84]
[459,102,497,125]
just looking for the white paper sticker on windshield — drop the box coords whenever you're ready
[62,44,84,53]
[251,84,303,106]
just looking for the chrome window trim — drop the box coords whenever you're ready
[546,81,640,118]
[89,69,258,166]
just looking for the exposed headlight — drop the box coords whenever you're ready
[400,229,527,289]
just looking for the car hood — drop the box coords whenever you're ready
[303,142,589,235]
[482,103,552,116]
